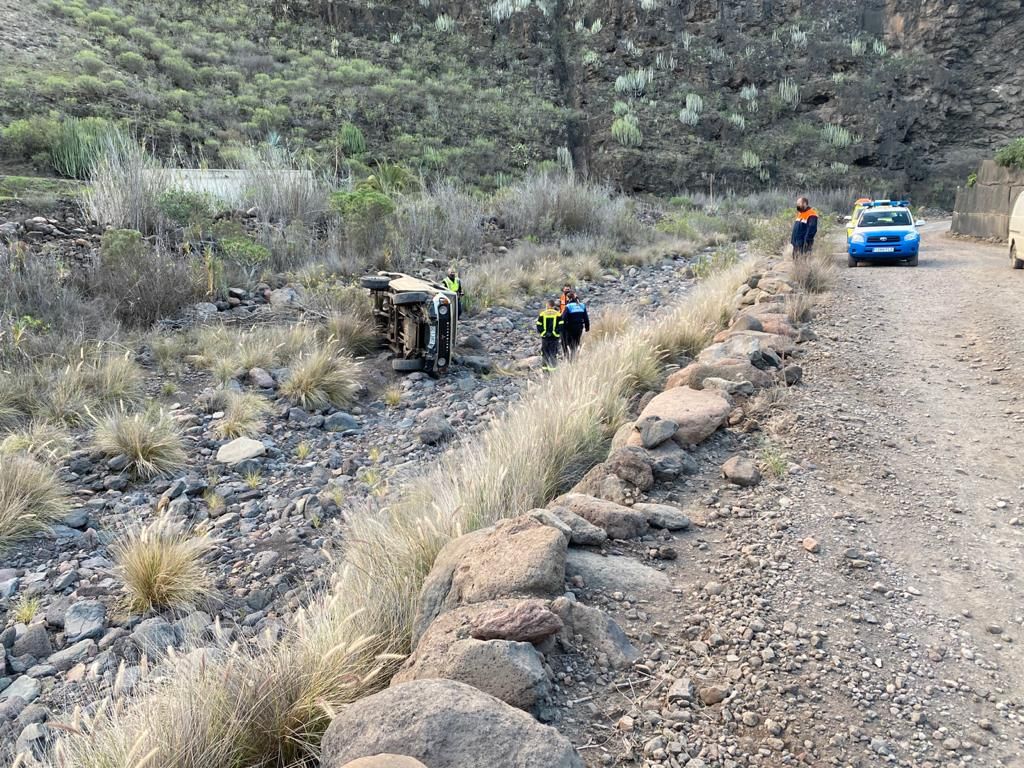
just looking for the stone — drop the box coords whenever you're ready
[667,677,695,703]
[13,624,51,659]
[0,675,41,704]
[64,600,106,643]
[602,447,655,490]
[469,600,564,644]
[47,640,96,672]
[645,442,699,480]
[216,437,266,464]
[666,359,775,391]
[722,456,762,487]
[193,302,219,320]
[412,516,567,645]
[15,721,48,757]
[699,331,795,368]
[730,314,763,332]
[565,550,671,594]
[699,685,729,705]
[551,597,639,669]
[324,412,359,432]
[268,286,299,307]
[633,502,691,530]
[552,494,648,540]
[783,364,803,386]
[802,537,820,553]
[320,679,583,768]
[637,415,679,449]
[0,578,18,599]
[393,631,550,711]
[417,412,455,445]
[248,367,276,389]
[631,387,731,446]
[131,617,179,658]
[548,507,608,546]
[339,758,426,768]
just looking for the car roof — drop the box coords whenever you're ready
[860,205,910,214]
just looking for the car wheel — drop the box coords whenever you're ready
[360,275,391,291]
[847,254,858,268]
[906,253,919,266]
[1011,243,1023,269]
[392,358,424,372]
[393,291,434,306]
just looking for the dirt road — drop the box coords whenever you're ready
[563,223,1024,767]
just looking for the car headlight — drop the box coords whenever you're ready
[851,233,866,244]
[439,305,449,315]
[437,358,447,367]
[904,231,919,241]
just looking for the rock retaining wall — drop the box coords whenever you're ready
[951,160,1024,241]
[319,254,813,768]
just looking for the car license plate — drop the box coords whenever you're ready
[874,247,895,253]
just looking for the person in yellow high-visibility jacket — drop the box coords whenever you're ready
[536,299,564,371]
[443,269,464,317]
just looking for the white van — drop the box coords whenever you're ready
[1011,190,1024,269]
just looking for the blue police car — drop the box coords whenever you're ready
[847,200,922,267]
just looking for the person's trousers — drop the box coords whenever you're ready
[541,336,560,368]
[564,327,583,359]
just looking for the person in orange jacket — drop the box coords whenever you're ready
[791,196,819,257]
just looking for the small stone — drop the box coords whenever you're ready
[704,581,724,596]
[699,685,728,705]
[216,437,266,465]
[722,456,761,487]
[13,624,51,659]
[0,675,41,704]
[802,537,820,553]
[616,715,634,731]
[986,624,1003,635]
[64,600,106,643]
[324,412,359,432]
[741,711,760,727]
[248,367,276,389]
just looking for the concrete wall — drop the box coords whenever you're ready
[143,169,315,205]
[951,160,1024,241]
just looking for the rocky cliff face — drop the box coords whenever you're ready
[313,0,1023,201]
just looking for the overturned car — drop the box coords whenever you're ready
[360,272,458,376]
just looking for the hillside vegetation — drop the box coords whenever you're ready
[2,0,1021,200]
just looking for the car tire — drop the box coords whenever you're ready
[392,358,424,372]
[393,291,434,306]
[906,253,919,267]
[847,255,858,268]
[360,275,391,291]
[1011,243,1023,269]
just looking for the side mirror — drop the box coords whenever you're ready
[915,219,926,227]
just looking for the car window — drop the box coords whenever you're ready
[860,210,911,227]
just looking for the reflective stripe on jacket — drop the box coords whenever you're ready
[536,309,563,338]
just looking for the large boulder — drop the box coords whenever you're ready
[698,331,795,370]
[551,494,648,540]
[666,360,775,391]
[633,502,692,531]
[565,550,671,594]
[630,387,731,446]
[412,516,567,645]
[320,680,584,768]
[551,597,640,670]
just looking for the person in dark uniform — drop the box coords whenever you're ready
[561,291,590,360]
[536,299,564,371]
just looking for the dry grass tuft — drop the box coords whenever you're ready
[280,345,362,411]
[112,515,214,614]
[0,421,73,465]
[214,392,271,439]
[785,292,816,324]
[324,310,378,356]
[93,408,187,480]
[792,251,838,294]
[589,307,632,341]
[0,454,69,550]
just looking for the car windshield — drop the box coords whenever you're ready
[860,210,912,227]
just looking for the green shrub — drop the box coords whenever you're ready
[87,228,202,327]
[339,122,366,155]
[50,116,119,179]
[115,50,149,74]
[995,138,1024,170]
[331,186,396,258]
[220,236,271,284]
[73,50,105,75]
[1,115,60,160]
[157,188,212,228]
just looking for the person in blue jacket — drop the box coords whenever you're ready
[791,196,819,257]
[561,291,590,360]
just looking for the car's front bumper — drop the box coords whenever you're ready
[849,241,919,260]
